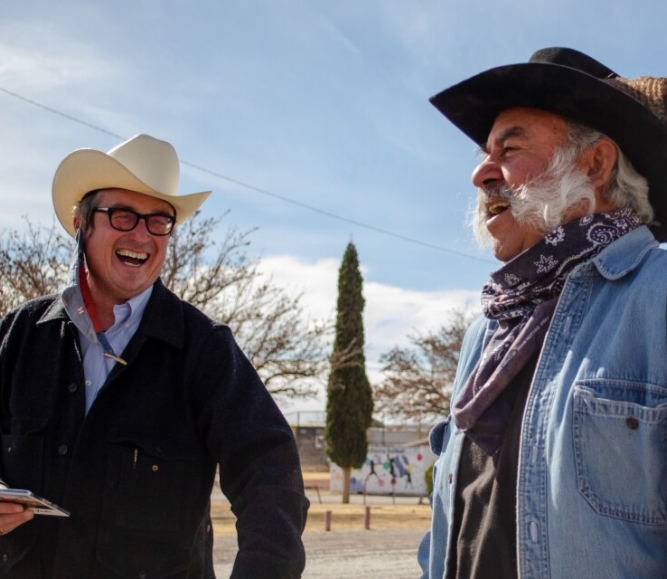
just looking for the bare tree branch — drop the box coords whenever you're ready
[373,309,477,423]
[0,214,331,401]
[0,219,71,314]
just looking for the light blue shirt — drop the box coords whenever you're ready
[420,226,667,579]
[79,286,153,414]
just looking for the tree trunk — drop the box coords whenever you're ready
[342,466,351,504]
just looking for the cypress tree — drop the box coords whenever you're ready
[325,242,373,503]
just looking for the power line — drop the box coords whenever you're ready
[0,87,125,140]
[0,85,493,264]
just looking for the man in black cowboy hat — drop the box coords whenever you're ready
[419,48,667,579]
[0,134,308,577]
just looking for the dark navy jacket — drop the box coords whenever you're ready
[0,280,308,578]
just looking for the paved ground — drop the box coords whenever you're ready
[212,486,428,578]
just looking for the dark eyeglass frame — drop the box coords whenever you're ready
[93,207,176,236]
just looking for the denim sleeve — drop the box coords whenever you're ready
[418,531,432,578]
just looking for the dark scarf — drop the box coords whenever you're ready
[452,208,643,455]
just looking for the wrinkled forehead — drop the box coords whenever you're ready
[482,107,570,152]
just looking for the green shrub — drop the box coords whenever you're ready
[425,463,435,497]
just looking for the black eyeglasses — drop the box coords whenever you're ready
[93,207,176,236]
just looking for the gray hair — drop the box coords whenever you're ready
[566,121,654,224]
[73,190,102,232]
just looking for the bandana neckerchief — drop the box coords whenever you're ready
[61,230,127,365]
[452,208,643,455]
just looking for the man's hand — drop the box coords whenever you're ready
[0,502,34,535]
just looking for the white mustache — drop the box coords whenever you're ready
[469,147,596,249]
[477,185,514,209]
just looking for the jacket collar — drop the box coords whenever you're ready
[37,279,184,350]
[136,279,185,349]
[587,225,659,280]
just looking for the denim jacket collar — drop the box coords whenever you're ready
[581,225,658,281]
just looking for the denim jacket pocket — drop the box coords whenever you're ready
[573,381,667,525]
[429,417,451,456]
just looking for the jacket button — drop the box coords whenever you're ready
[138,572,147,579]
[529,521,539,542]
[2,553,7,562]
[68,383,78,394]
[626,417,639,430]
[58,445,68,456]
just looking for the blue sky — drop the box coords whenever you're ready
[1,0,664,414]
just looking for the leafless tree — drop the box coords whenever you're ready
[0,219,71,314]
[374,309,477,423]
[0,214,330,399]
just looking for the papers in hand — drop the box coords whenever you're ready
[0,488,70,517]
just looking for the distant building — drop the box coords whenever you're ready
[285,411,437,493]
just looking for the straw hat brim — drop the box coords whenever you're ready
[430,62,667,241]
[53,149,211,237]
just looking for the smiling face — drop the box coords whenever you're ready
[471,107,574,262]
[78,188,174,311]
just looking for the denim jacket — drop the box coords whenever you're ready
[419,226,667,579]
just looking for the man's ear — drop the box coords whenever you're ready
[584,139,618,189]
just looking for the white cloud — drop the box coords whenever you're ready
[259,253,479,355]
[364,281,479,354]
[258,253,480,416]
[258,254,339,320]
[0,26,121,95]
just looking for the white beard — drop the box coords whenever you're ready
[471,147,597,249]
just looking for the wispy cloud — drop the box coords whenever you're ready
[258,253,480,360]
[259,252,480,414]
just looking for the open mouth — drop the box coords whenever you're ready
[116,249,149,267]
[487,200,510,218]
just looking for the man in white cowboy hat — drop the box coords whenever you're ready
[418,48,667,579]
[0,134,308,577]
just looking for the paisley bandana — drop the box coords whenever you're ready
[452,208,643,455]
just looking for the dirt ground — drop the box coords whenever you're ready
[210,470,432,536]
[211,471,432,577]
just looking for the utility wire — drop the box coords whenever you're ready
[0,87,125,140]
[0,85,493,264]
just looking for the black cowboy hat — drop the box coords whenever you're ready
[430,47,667,241]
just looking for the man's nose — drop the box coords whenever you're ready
[471,156,502,189]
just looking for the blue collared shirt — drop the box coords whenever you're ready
[78,286,153,414]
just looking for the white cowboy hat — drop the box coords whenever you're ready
[52,133,211,236]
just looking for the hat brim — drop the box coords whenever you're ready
[53,149,211,236]
[430,63,667,241]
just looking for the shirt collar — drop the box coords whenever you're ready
[38,279,185,350]
[110,285,153,329]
